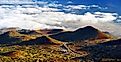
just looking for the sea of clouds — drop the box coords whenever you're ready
[0,0,121,36]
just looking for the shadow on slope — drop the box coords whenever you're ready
[81,39,121,61]
[0,31,21,44]
[50,26,112,42]
[0,28,64,45]
[18,36,53,45]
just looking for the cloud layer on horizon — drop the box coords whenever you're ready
[0,1,121,36]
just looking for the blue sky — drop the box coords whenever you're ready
[33,0,121,15]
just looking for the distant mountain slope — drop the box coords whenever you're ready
[18,36,52,45]
[0,26,113,45]
[50,26,113,42]
[0,28,64,45]
[0,31,21,44]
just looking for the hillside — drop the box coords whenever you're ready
[50,26,113,42]
[0,26,119,62]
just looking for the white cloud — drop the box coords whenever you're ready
[65,5,87,9]
[0,3,121,36]
[0,0,48,5]
[64,5,103,10]
[47,3,63,7]
[67,1,73,4]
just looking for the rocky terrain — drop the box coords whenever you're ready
[0,26,120,62]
